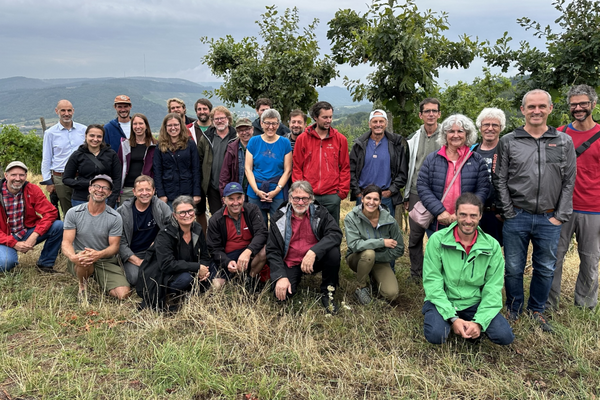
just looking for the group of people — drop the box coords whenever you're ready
[1,84,598,346]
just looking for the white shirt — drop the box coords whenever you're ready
[41,121,87,183]
[119,121,131,139]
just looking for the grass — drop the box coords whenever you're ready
[1,175,599,399]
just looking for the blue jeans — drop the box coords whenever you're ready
[356,195,395,217]
[503,208,562,314]
[247,196,284,228]
[167,272,194,294]
[422,301,514,345]
[0,220,64,272]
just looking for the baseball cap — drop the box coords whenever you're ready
[90,174,114,189]
[5,161,28,173]
[114,95,131,104]
[369,109,388,121]
[235,117,253,129]
[223,182,244,197]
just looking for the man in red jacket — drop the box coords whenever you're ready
[0,161,63,273]
[292,101,350,224]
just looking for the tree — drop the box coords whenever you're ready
[327,0,480,136]
[201,6,338,123]
[0,125,43,174]
[483,0,600,103]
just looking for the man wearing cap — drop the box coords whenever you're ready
[62,174,130,301]
[117,175,171,286]
[103,95,132,153]
[41,99,86,215]
[206,182,268,289]
[0,162,63,273]
[197,106,238,219]
[189,98,213,144]
[219,117,254,197]
[349,109,409,217]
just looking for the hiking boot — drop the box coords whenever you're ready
[507,310,519,323]
[37,264,59,274]
[354,287,372,305]
[531,311,554,333]
[321,295,339,315]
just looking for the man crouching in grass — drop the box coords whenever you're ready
[62,175,130,303]
[422,192,514,345]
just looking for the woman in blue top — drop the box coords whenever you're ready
[245,109,292,227]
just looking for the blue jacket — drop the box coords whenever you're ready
[417,149,489,225]
[153,141,202,201]
[104,118,127,153]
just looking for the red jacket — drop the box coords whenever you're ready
[0,180,58,248]
[292,125,350,198]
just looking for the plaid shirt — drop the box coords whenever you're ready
[2,181,27,239]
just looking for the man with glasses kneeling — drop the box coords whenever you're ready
[267,180,343,314]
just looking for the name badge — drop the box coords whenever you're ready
[373,154,378,158]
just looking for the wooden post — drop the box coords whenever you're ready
[40,117,47,137]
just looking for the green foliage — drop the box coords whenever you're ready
[483,0,600,104]
[0,125,43,174]
[327,0,480,136]
[201,6,338,123]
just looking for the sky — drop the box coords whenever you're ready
[0,0,560,88]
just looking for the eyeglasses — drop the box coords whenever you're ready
[237,127,253,133]
[421,109,439,115]
[166,124,180,129]
[91,184,111,191]
[481,123,501,129]
[175,209,195,217]
[569,101,592,109]
[291,196,310,203]
[213,117,228,122]
[262,122,279,127]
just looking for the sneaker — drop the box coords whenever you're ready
[507,311,519,323]
[321,295,339,315]
[531,311,554,333]
[354,287,372,305]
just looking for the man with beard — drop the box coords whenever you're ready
[41,99,86,215]
[62,175,130,302]
[547,84,600,311]
[167,98,196,127]
[117,175,171,286]
[189,98,213,144]
[0,162,63,273]
[268,180,343,313]
[292,101,350,225]
[422,192,514,345]
[197,106,238,221]
[285,109,307,152]
[104,95,133,153]
[349,109,409,217]
[252,98,290,137]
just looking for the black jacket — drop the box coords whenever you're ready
[267,202,342,283]
[153,140,202,201]
[63,144,122,207]
[349,130,409,206]
[206,202,267,270]
[136,218,210,310]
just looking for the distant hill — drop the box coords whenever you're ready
[0,76,370,133]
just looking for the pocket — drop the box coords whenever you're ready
[545,144,562,164]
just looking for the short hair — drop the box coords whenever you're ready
[455,192,483,215]
[172,195,195,213]
[128,113,157,148]
[289,180,314,200]
[261,108,281,123]
[438,114,479,148]
[310,101,334,119]
[157,113,188,152]
[167,97,186,112]
[361,184,382,200]
[210,106,233,126]
[475,108,506,132]
[419,98,441,113]
[521,89,552,107]
[566,84,598,104]
[255,98,272,110]
[134,175,155,189]
[289,109,307,123]
[84,124,107,151]
[194,98,213,112]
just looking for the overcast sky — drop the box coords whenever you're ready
[0,0,559,87]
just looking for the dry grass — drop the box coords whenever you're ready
[0,175,599,399]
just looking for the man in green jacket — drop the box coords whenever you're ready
[422,192,514,345]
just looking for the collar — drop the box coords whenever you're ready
[453,225,478,247]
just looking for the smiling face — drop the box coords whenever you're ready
[290,188,312,216]
[55,100,74,126]
[86,127,104,151]
[419,103,441,128]
[236,125,253,145]
[362,191,381,214]
[88,179,111,203]
[133,180,155,206]
[213,111,229,133]
[261,117,279,138]
[456,203,482,237]
[196,103,211,123]
[115,103,131,120]
[569,94,595,123]
[480,118,501,145]
[4,167,27,193]
[314,109,333,131]
[289,115,306,136]
[165,117,181,141]
[223,193,244,217]
[132,116,147,138]
[445,123,467,151]
[369,114,387,137]
[521,92,553,128]
[169,101,185,118]
[173,202,196,228]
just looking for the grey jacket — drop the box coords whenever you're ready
[403,125,441,201]
[117,196,172,262]
[492,126,576,222]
